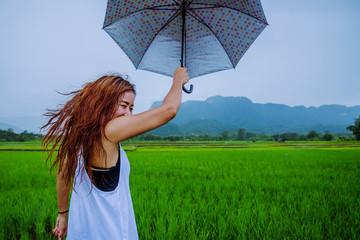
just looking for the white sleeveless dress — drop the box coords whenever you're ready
[67,145,138,240]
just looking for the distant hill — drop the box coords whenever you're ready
[0,116,44,134]
[1,96,359,135]
[149,96,360,135]
[0,122,23,133]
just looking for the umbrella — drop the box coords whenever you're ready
[103,0,268,93]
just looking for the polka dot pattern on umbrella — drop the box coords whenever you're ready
[104,9,175,67]
[138,15,183,77]
[184,14,234,78]
[191,7,267,67]
[190,0,267,24]
[103,0,177,27]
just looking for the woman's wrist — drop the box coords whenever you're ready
[58,209,69,214]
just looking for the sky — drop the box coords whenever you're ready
[1,0,360,128]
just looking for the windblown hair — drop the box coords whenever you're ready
[41,75,136,187]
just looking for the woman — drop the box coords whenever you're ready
[42,67,189,239]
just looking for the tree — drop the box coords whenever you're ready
[221,131,230,140]
[234,128,246,140]
[322,131,333,141]
[272,134,280,141]
[307,130,319,141]
[246,132,256,140]
[347,115,360,140]
[0,129,41,142]
[298,134,307,141]
[280,132,299,141]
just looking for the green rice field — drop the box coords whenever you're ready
[0,141,359,239]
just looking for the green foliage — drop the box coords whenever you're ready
[322,131,333,141]
[133,146,360,239]
[234,128,246,140]
[134,128,353,142]
[280,132,298,141]
[347,115,360,140]
[1,126,355,143]
[221,131,231,140]
[0,129,42,142]
[307,130,320,141]
[1,143,360,239]
[0,151,56,239]
[337,136,353,141]
[298,134,308,141]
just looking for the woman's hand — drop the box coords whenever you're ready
[173,66,189,86]
[52,214,68,240]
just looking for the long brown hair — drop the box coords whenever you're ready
[42,75,136,187]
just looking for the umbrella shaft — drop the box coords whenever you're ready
[180,1,186,67]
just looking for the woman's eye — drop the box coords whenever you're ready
[121,105,127,109]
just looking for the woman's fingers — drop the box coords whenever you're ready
[53,227,65,239]
[60,231,67,238]
[174,66,189,85]
[52,215,67,239]
[184,72,189,84]
[52,228,59,236]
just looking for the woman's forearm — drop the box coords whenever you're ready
[162,79,183,114]
[57,171,71,213]
[162,66,189,114]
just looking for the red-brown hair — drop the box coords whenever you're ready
[41,75,136,187]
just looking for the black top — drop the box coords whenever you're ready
[91,149,120,192]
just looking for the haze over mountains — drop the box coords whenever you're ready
[0,116,43,134]
[1,96,359,135]
[148,96,360,136]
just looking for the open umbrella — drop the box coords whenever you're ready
[103,0,268,93]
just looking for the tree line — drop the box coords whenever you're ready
[133,115,360,142]
[1,116,359,142]
[0,129,43,142]
[133,129,352,142]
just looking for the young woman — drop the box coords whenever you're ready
[42,67,189,239]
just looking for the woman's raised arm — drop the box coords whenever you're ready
[105,66,189,143]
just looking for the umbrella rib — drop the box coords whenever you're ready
[189,3,268,25]
[137,10,182,68]
[145,3,178,10]
[103,4,179,29]
[186,9,235,68]
[171,0,194,10]
[171,0,182,8]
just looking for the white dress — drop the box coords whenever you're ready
[67,145,138,240]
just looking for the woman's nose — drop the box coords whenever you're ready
[124,108,131,116]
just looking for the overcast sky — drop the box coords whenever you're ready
[1,0,360,120]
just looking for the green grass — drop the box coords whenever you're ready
[0,151,57,240]
[0,141,43,150]
[0,142,359,239]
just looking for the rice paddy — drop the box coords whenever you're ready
[0,141,359,239]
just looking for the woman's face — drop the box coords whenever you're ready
[113,91,135,118]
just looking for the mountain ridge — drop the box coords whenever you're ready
[149,96,360,135]
[1,96,359,135]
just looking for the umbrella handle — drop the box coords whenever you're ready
[182,84,193,94]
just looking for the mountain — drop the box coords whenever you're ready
[0,122,23,133]
[149,96,360,135]
[0,116,44,134]
[1,96,359,135]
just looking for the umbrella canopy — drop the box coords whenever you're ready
[103,0,268,92]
